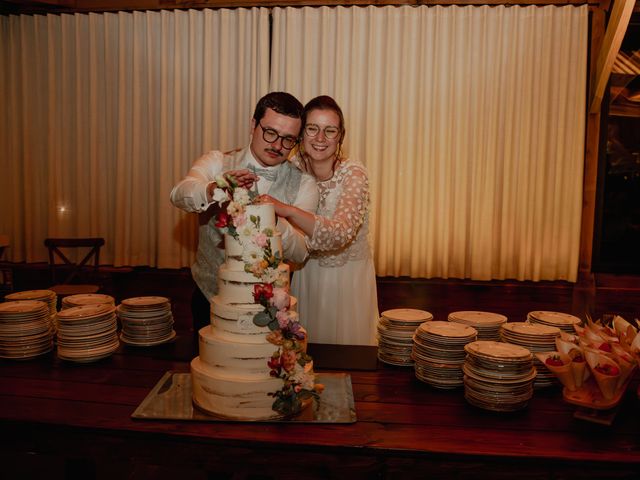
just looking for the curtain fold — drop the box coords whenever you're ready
[270,5,588,281]
[0,8,270,267]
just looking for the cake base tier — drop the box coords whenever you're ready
[191,356,283,421]
[132,371,357,423]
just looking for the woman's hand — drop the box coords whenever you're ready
[256,194,315,237]
[256,194,290,218]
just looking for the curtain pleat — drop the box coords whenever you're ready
[271,5,587,281]
[0,8,270,267]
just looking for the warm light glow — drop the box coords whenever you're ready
[57,204,70,216]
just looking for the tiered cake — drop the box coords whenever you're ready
[191,202,314,420]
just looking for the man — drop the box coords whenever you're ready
[170,92,319,333]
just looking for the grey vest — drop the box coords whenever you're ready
[192,147,303,301]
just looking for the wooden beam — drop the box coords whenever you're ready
[589,0,635,113]
[0,0,599,15]
[577,6,606,285]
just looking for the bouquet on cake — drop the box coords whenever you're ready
[536,315,639,400]
[211,174,323,416]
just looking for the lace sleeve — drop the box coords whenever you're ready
[307,164,369,252]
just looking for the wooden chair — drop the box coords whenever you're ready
[44,237,105,297]
[0,234,12,298]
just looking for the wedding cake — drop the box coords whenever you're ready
[191,180,321,420]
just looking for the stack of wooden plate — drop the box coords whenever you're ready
[117,296,175,347]
[527,311,582,333]
[500,322,561,388]
[5,289,58,332]
[447,311,507,341]
[56,304,119,363]
[463,340,536,411]
[377,308,433,366]
[0,300,54,360]
[413,321,477,389]
[5,289,57,317]
[61,293,115,309]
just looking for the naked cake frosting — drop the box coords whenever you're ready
[191,180,321,420]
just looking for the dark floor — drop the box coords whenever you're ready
[3,262,640,335]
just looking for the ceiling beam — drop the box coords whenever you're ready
[0,0,598,15]
[589,0,635,113]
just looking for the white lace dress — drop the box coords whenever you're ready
[291,158,379,345]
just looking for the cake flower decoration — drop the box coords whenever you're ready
[213,182,323,416]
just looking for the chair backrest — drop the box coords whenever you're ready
[44,237,105,284]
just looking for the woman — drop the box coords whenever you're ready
[259,95,379,346]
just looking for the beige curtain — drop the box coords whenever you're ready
[1,5,588,281]
[271,5,588,281]
[0,8,270,267]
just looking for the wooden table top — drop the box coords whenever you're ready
[1,335,639,479]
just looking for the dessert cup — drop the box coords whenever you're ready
[536,352,575,391]
[585,349,621,400]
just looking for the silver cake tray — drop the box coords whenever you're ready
[132,371,357,423]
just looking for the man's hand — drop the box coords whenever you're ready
[225,169,258,188]
[206,169,258,202]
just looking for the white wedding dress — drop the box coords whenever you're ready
[291,158,379,346]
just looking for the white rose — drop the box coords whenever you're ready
[212,187,230,205]
[233,188,251,206]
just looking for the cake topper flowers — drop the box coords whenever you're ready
[212,179,323,416]
[211,175,281,277]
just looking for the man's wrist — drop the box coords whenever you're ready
[206,181,217,202]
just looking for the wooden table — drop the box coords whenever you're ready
[1,335,639,479]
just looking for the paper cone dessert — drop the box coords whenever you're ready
[555,337,577,356]
[582,326,607,345]
[610,344,637,390]
[536,352,576,391]
[555,338,589,387]
[585,350,621,400]
[569,348,589,388]
[613,315,637,339]
[630,330,640,356]
[559,331,579,343]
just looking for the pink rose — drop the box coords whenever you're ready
[269,288,290,310]
[276,310,291,329]
[233,212,247,227]
[254,232,268,247]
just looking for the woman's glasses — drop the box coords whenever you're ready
[304,124,341,140]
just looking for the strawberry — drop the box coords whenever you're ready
[545,355,564,367]
[598,342,612,353]
[594,363,619,376]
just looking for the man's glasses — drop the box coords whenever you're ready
[259,123,298,150]
[304,124,341,140]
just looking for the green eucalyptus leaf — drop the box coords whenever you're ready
[253,311,271,327]
[297,390,313,400]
